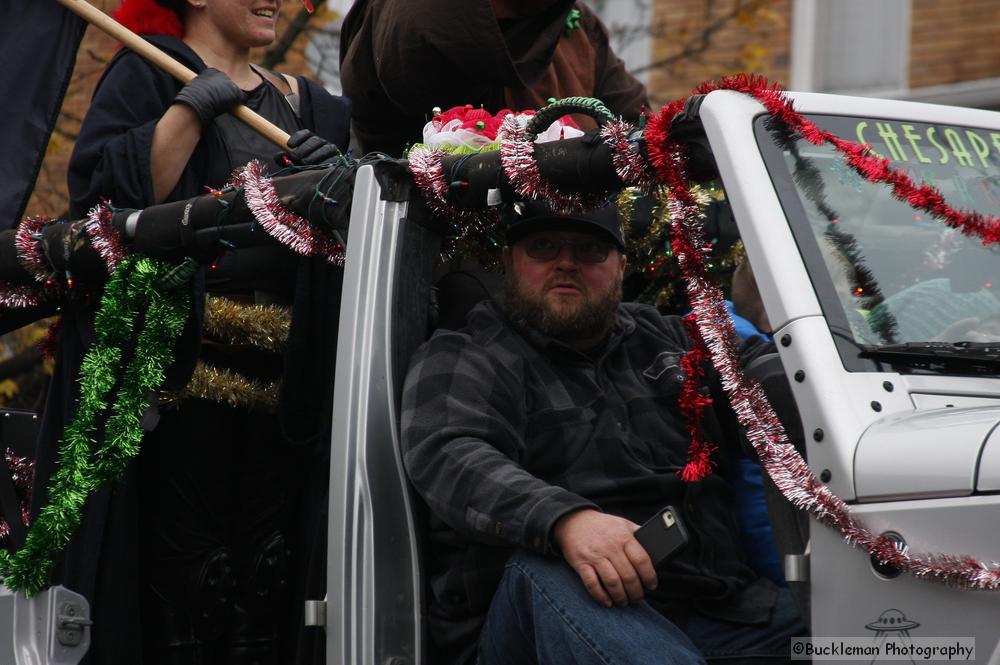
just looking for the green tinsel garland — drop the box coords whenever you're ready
[0,255,190,595]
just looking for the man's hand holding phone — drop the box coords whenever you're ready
[553,506,690,608]
[552,508,658,608]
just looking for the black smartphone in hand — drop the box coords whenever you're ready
[634,505,689,566]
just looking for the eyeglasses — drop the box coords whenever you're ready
[522,236,613,263]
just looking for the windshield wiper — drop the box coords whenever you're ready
[860,342,1000,368]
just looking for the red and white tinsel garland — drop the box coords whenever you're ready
[14,216,53,283]
[6,216,53,308]
[230,160,345,266]
[672,169,1000,590]
[645,75,1000,590]
[408,146,501,246]
[670,74,1000,246]
[601,119,659,195]
[84,202,131,274]
[499,112,608,215]
[0,448,35,544]
[677,315,717,481]
[0,283,45,309]
[409,146,488,228]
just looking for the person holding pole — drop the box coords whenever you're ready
[68,0,350,216]
[45,1,352,664]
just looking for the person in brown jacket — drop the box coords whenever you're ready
[339,0,649,155]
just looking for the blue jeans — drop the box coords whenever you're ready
[685,586,806,662]
[478,551,806,665]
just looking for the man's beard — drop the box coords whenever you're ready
[504,271,622,346]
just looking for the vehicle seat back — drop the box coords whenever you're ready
[431,259,503,332]
[742,352,811,627]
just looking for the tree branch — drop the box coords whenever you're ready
[629,0,764,76]
[261,0,327,70]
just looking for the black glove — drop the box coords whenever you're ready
[174,68,247,126]
[282,129,341,166]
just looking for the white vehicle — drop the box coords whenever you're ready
[4,90,1000,664]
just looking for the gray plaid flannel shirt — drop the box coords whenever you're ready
[400,300,770,660]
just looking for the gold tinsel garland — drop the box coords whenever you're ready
[616,188,636,247]
[160,298,291,410]
[202,296,291,353]
[162,361,279,413]
[642,185,674,248]
[623,185,741,310]
[721,239,746,272]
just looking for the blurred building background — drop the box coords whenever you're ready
[788,0,1000,108]
[629,0,1000,109]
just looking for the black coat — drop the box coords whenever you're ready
[339,0,648,155]
[32,35,350,665]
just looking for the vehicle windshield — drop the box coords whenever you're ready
[755,114,1000,360]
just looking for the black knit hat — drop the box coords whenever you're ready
[505,200,625,251]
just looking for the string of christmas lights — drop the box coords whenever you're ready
[230,160,345,265]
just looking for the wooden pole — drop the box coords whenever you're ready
[57,0,292,149]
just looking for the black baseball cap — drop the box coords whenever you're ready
[504,200,626,251]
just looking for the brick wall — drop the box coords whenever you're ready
[645,0,1000,105]
[647,0,792,107]
[910,0,1000,89]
